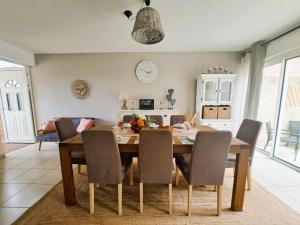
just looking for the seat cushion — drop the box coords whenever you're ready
[36,132,59,142]
[71,152,86,165]
[175,154,191,182]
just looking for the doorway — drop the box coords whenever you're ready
[0,60,35,144]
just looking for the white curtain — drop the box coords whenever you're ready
[243,42,267,120]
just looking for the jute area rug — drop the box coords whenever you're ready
[15,165,300,225]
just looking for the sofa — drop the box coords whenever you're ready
[36,117,95,151]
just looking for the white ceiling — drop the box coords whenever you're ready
[0,0,300,53]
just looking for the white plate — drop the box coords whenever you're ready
[149,124,159,129]
[123,123,131,128]
[174,123,185,129]
[187,135,196,142]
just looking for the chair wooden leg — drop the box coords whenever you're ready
[188,185,192,216]
[175,166,180,186]
[247,166,252,191]
[169,183,172,215]
[89,183,94,214]
[78,165,81,174]
[217,185,222,216]
[38,142,42,151]
[129,164,133,186]
[118,183,122,215]
[139,182,143,213]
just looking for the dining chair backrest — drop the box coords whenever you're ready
[266,121,273,140]
[289,121,300,135]
[139,129,173,184]
[145,115,163,126]
[236,119,262,166]
[82,129,122,184]
[55,118,77,141]
[170,115,186,125]
[189,131,232,185]
[123,115,132,123]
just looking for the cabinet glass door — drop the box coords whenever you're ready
[218,79,232,103]
[203,79,218,103]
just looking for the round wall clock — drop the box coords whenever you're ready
[71,79,89,99]
[136,60,159,84]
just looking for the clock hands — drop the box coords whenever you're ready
[141,69,152,75]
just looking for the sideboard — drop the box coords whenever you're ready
[116,109,178,125]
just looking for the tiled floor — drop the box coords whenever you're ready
[1,143,31,154]
[252,151,300,214]
[0,143,61,225]
[0,143,299,225]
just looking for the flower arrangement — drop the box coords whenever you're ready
[129,114,156,133]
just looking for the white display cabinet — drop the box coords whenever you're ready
[196,74,236,131]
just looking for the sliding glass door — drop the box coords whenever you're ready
[256,63,282,153]
[275,57,300,167]
[256,56,300,168]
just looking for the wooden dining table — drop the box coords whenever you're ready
[59,125,250,212]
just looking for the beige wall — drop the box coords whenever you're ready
[31,52,241,125]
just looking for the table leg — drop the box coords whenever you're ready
[231,148,250,211]
[59,145,76,205]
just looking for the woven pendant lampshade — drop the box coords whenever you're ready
[131,7,164,44]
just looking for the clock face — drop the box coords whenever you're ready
[136,60,158,84]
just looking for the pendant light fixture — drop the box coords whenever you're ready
[124,0,164,45]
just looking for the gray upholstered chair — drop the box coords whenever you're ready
[175,131,232,216]
[264,121,273,150]
[123,115,132,123]
[170,115,186,125]
[280,121,300,160]
[226,119,262,191]
[139,129,173,214]
[145,115,163,126]
[55,118,86,173]
[82,129,133,215]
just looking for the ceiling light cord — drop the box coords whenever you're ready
[125,0,146,20]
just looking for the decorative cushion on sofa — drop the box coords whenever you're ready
[40,120,57,133]
[76,118,94,133]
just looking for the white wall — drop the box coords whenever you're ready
[0,40,35,66]
[31,52,241,125]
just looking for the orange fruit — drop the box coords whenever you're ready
[137,119,145,128]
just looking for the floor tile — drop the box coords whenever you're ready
[277,187,300,203]
[35,170,62,185]
[15,158,49,169]
[35,159,60,169]
[0,169,29,183]
[1,184,53,207]
[8,169,50,184]
[256,170,300,186]
[0,207,28,225]
[0,158,28,169]
[0,183,28,204]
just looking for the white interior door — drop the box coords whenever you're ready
[0,69,35,143]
